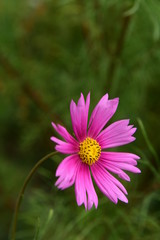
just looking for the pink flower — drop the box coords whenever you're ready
[51,93,141,210]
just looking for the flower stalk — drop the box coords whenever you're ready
[10,151,58,240]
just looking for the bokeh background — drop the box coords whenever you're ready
[1,0,160,239]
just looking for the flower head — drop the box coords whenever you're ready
[51,93,140,210]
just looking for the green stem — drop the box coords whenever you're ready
[10,151,58,240]
[137,118,159,167]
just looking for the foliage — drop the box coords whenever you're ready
[0,0,160,239]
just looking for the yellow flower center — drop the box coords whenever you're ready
[78,137,101,165]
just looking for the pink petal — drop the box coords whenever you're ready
[75,163,87,209]
[88,93,108,128]
[51,136,79,154]
[97,119,137,149]
[75,163,98,210]
[84,165,98,210]
[101,152,140,165]
[91,166,118,204]
[88,94,119,138]
[101,165,128,195]
[51,122,78,145]
[55,144,78,154]
[70,93,90,141]
[91,163,128,204]
[107,162,141,173]
[98,152,141,181]
[55,154,80,190]
[100,163,131,181]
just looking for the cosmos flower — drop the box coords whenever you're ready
[51,93,140,210]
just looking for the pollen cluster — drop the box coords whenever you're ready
[78,137,101,165]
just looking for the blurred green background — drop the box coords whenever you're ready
[0,0,160,239]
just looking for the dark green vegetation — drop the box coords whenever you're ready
[0,0,160,239]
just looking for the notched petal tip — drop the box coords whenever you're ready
[114,97,119,103]
[118,173,130,182]
[123,198,128,204]
[135,155,140,160]
[87,197,98,211]
[130,136,136,142]
[70,99,76,108]
[51,122,56,127]
[78,93,85,106]
[131,127,137,135]
[80,92,85,100]
[86,92,90,104]
[87,202,93,211]
[113,198,118,204]
[136,168,141,173]
[103,93,109,100]
[50,136,55,142]
[87,200,98,211]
